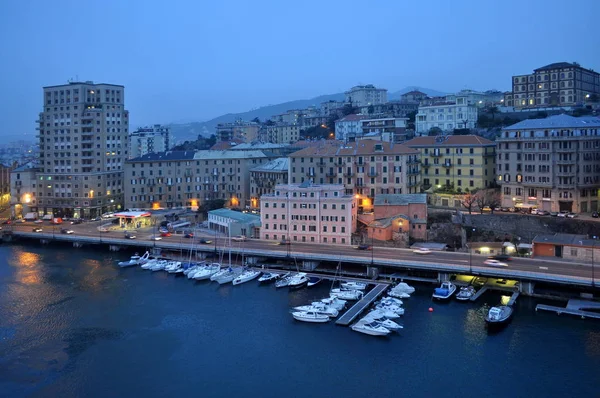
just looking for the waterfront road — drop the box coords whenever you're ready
[5,221,597,286]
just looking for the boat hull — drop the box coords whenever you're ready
[292,314,329,323]
[351,325,390,336]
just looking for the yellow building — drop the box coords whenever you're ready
[403,135,496,192]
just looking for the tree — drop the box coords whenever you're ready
[367,105,375,115]
[251,117,261,124]
[264,119,275,126]
[461,193,477,214]
[485,190,501,213]
[342,104,358,116]
[488,106,499,120]
[475,191,487,214]
[197,199,226,217]
[428,127,442,136]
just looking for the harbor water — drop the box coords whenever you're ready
[0,245,599,397]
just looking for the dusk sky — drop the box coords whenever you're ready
[1,0,598,140]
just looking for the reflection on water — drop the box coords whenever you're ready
[500,295,510,306]
[586,331,600,358]
[12,251,42,285]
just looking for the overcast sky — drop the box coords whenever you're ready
[1,0,598,140]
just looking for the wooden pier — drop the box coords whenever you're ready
[536,299,600,320]
[335,284,389,326]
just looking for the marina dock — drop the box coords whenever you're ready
[470,286,489,301]
[507,291,520,306]
[335,284,388,326]
[536,299,600,320]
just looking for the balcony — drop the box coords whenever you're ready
[407,168,419,175]
[344,171,355,177]
[326,171,337,178]
[317,161,326,167]
[407,180,420,187]
[556,147,576,153]
[442,161,452,168]
[557,159,576,165]
[306,172,316,177]
[556,171,576,177]
[421,163,430,168]
[556,183,576,189]
[367,171,378,177]
[431,152,442,157]
[407,158,421,164]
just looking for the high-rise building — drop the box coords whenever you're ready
[504,62,600,109]
[35,81,128,218]
[496,115,600,213]
[128,125,172,159]
[345,85,388,107]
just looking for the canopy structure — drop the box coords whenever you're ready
[113,211,151,219]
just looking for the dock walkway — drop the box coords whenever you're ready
[470,286,489,301]
[335,284,388,326]
[507,291,520,306]
[536,299,600,319]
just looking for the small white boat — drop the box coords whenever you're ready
[362,311,403,331]
[194,263,221,280]
[432,281,457,300]
[340,281,367,290]
[215,267,242,285]
[307,276,322,287]
[149,260,167,271]
[456,286,476,301]
[292,311,330,323]
[368,308,400,320]
[330,288,363,301]
[210,267,229,281]
[117,251,149,268]
[321,297,347,310]
[233,269,261,285]
[141,258,158,269]
[485,305,513,326]
[164,261,182,273]
[388,290,411,299]
[293,302,339,317]
[390,282,415,294]
[258,272,280,284]
[379,297,403,306]
[288,273,309,290]
[275,273,293,288]
[374,303,405,316]
[351,321,391,336]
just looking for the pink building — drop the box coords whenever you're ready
[361,194,428,241]
[260,182,357,245]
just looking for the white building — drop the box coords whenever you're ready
[360,117,408,142]
[10,165,39,219]
[345,85,388,107]
[128,124,172,159]
[334,114,368,141]
[416,96,478,135]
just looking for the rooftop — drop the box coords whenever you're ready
[504,114,600,130]
[128,149,269,162]
[289,139,418,157]
[210,139,244,150]
[374,194,427,206]
[533,233,589,246]
[209,208,261,224]
[533,62,591,72]
[337,114,369,122]
[403,135,494,147]
[250,157,289,173]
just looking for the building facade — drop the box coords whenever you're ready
[208,208,261,238]
[496,115,600,213]
[124,149,273,210]
[400,90,429,103]
[36,81,128,218]
[415,97,478,135]
[504,62,600,109]
[128,124,172,159]
[262,124,301,144]
[357,101,419,118]
[288,140,421,213]
[360,117,408,143]
[403,135,496,192]
[10,165,38,218]
[215,119,260,142]
[259,183,357,245]
[0,164,11,212]
[250,157,288,209]
[345,85,388,107]
[334,114,368,141]
[365,194,428,241]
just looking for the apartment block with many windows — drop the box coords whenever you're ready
[259,183,357,245]
[128,124,172,159]
[287,140,420,213]
[36,81,128,219]
[124,150,274,210]
[403,135,496,192]
[496,115,600,213]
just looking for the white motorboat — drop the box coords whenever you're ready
[390,282,415,294]
[164,261,182,273]
[210,267,229,281]
[485,305,513,326]
[456,286,476,301]
[362,312,403,331]
[215,267,242,285]
[368,308,401,320]
[330,288,363,301]
[141,258,158,269]
[379,297,403,306]
[351,321,391,336]
[258,272,280,284]
[275,273,293,288]
[288,273,309,290]
[374,303,405,316]
[117,251,149,268]
[307,276,322,287]
[432,281,457,300]
[292,311,330,323]
[232,269,261,285]
[340,281,368,290]
[388,290,411,299]
[149,260,167,271]
[293,302,339,317]
[321,297,347,310]
[194,263,221,280]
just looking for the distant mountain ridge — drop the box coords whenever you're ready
[169,86,447,142]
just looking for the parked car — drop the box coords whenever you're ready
[567,213,578,218]
[531,209,539,215]
[537,210,550,216]
[557,211,569,218]
[484,259,508,267]
[34,219,44,224]
[549,211,558,217]
[199,238,213,244]
[32,227,43,232]
[278,239,291,245]
[592,212,599,218]
[500,207,509,212]
[356,244,372,250]
[231,235,247,242]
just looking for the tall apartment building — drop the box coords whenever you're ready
[124,150,273,210]
[504,62,600,109]
[250,157,289,209]
[416,96,478,135]
[259,182,357,245]
[35,81,128,218]
[345,85,388,107]
[128,125,172,159]
[215,119,260,142]
[335,114,369,141]
[288,140,421,213]
[496,115,600,213]
[262,124,301,144]
[403,135,496,191]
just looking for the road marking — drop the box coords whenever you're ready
[539,266,548,270]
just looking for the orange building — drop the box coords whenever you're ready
[363,194,428,241]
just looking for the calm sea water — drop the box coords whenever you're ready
[0,244,599,398]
